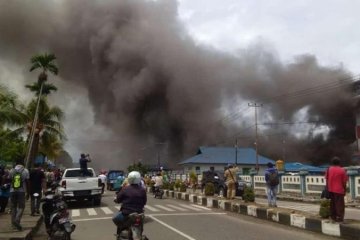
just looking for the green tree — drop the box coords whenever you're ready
[25,82,57,96]
[127,162,149,176]
[29,53,58,83]
[0,84,23,125]
[25,53,59,167]
[0,128,26,164]
[12,98,65,167]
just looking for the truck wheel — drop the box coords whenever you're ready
[93,196,101,206]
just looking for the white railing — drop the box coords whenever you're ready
[167,173,360,198]
[355,176,360,197]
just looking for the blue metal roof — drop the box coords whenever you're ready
[284,162,326,173]
[179,146,275,165]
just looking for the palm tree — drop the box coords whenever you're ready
[25,53,59,168]
[16,98,65,167]
[0,84,22,125]
[25,82,57,96]
[39,132,63,161]
[29,53,58,83]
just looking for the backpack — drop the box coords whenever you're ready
[268,171,279,186]
[12,170,23,189]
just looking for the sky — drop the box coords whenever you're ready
[177,0,360,74]
[0,0,359,167]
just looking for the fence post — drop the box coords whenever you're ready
[249,168,257,190]
[278,170,285,193]
[299,168,309,198]
[347,167,358,200]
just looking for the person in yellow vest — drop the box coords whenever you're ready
[224,164,239,199]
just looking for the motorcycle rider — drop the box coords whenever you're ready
[153,172,163,195]
[113,171,147,237]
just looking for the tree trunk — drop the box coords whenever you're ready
[29,133,40,168]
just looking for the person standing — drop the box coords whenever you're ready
[265,162,279,207]
[98,171,107,194]
[0,169,10,213]
[325,156,348,223]
[8,158,30,231]
[29,164,46,216]
[79,153,91,176]
[224,164,239,199]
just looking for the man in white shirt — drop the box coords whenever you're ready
[98,171,107,194]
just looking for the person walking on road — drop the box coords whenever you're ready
[224,164,238,199]
[0,169,10,213]
[8,158,30,231]
[98,171,107,194]
[325,156,348,223]
[265,162,279,207]
[29,164,46,216]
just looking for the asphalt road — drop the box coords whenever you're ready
[34,191,341,240]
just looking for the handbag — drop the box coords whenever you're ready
[321,168,331,199]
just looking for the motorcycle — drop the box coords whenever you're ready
[113,193,148,240]
[153,186,164,199]
[115,212,148,240]
[42,184,76,240]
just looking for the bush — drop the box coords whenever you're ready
[179,181,187,192]
[242,186,255,202]
[319,199,331,218]
[162,181,170,190]
[174,179,181,190]
[189,171,198,185]
[169,182,175,191]
[204,182,215,196]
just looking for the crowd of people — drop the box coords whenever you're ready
[0,158,64,231]
[0,154,351,233]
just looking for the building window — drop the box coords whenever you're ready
[195,166,200,174]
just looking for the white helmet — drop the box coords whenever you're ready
[127,171,141,185]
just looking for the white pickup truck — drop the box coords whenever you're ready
[59,168,102,206]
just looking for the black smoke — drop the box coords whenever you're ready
[0,0,356,168]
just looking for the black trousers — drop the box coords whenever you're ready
[0,196,9,212]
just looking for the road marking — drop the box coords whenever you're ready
[190,204,211,211]
[101,207,113,214]
[73,217,112,222]
[72,212,226,222]
[72,209,80,217]
[145,205,160,212]
[154,205,175,211]
[166,204,187,211]
[150,212,226,217]
[87,208,97,216]
[178,204,202,211]
[149,215,196,240]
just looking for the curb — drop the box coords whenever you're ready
[163,190,360,240]
[0,215,43,240]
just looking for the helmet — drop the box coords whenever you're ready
[127,171,141,185]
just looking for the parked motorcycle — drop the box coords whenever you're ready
[42,184,76,240]
[153,186,164,199]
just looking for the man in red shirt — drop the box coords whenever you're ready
[325,157,348,222]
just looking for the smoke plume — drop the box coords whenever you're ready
[0,0,356,168]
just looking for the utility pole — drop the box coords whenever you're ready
[248,102,263,173]
[235,138,238,165]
